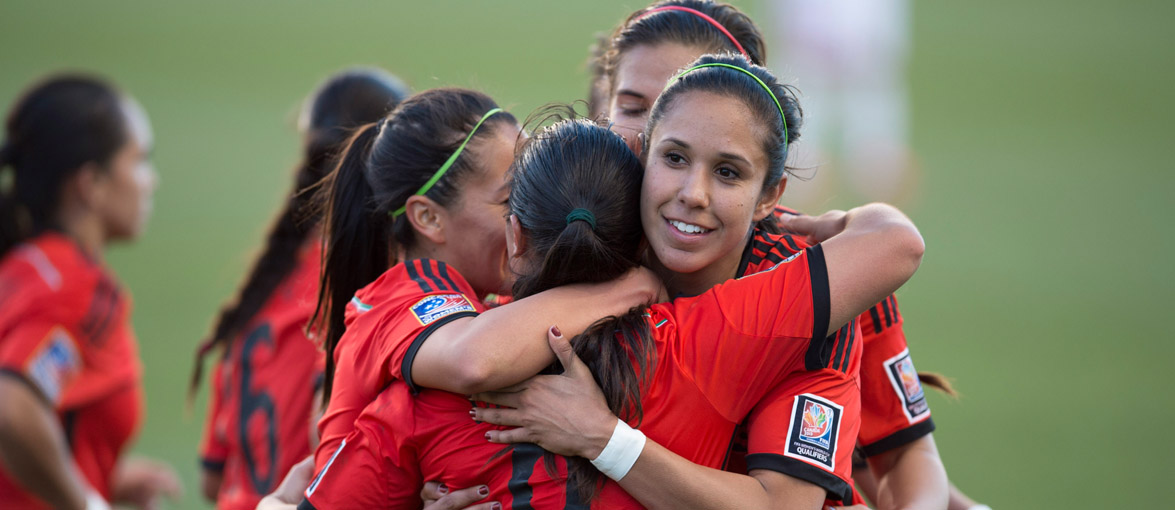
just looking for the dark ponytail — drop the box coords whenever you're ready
[590,0,768,113]
[312,88,516,403]
[507,111,651,502]
[645,53,802,235]
[189,69,409,399]
[0,74,128,257]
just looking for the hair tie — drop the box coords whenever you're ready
[637,6,749,59]
[668,63,788,147]
[565,208,597,230]
[390,107,504,218]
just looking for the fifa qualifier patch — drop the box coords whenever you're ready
[410,293,475,325]
[783,394,842,471]
[25,327,81,403]
[883,348,929,422]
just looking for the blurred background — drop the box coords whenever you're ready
[1,0,1171,508]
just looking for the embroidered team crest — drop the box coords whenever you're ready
[784,394,842,471]
[25,327,81,403]
[884,349,929,422]
[410,294,475,325]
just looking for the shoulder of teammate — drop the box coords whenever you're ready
[740,227,813,277]
[703,243,830,342]
[858,294,904,336]
[0,234,116,405]
[304,384,423,509]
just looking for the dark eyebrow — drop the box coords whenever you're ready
[615,89,647,100]
[664,137,690,149]
[717,151,750,165]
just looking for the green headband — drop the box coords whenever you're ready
[668,63,788,147]
[391,107,504,218]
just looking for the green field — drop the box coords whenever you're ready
[1,1,1171,508]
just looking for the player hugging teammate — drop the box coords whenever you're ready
[0,2,992,510]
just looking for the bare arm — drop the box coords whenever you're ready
[866,435,949,510]
[781,203,925,334]
[474,329,827,510]
[0,376,88,510]
[199,468,223,502]
[411,267,662,394]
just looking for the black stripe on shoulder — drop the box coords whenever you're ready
[881,296,894,327]
[869,305,884,334]
[402,311,479,394]
[804,245,831,371]
[736,231,761,277]
[745,453,853,503]
[889,295,901,322]
[781,234,801,252]
[436,261,461,292]
[420,260,448,291]
[829,326,848,372]
[297,499,319,510]
[404,260,432,293]
[859,418,936,457]
[838,319,858,373]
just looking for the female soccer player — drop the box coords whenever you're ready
[470,53,949,509]
[192,68,410,510]
[0,75,179,509]
[310,88,662,472]
[299,114,924,509]
[573,4,976,507]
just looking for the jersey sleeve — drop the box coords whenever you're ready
[317,259,482,468]
[198,359,230,473]
[667,245,832,422]
[743,369,861,504]
[301,391,422,510]
[0,313,83,407]
[857,295,935,457]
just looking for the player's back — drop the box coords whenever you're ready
[201,240,323,510]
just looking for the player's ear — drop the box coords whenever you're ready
[753,179,786,222]
[404,195,447,245]
[506,214,528,263]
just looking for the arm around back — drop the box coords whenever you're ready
[0,375,89,510]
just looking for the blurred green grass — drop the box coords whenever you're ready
[1,0,1171,508]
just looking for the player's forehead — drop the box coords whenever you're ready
[614,42,708,101]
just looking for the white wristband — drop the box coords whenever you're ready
[85,490,112,510]
[589,419,646,481]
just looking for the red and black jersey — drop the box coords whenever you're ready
[724,211,933,504]
[302,245,860,509]
[0,233,143,508]
[314,258,485,470]
[856,295,934,456]
[198,239,324,510]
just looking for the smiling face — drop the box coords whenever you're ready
[640,90,781,296]
[608,42,711,153]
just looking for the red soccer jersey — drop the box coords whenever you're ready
[314,258,485,470]
[727,217,933,503]
[855,295,934,456]
[199,239,324,510]
[0,233,143,508]
[301,245,860,509]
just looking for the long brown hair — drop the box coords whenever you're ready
[312,88,516,402]
[189,69,409,398]
[507,111,651,502]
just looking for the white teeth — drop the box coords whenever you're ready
[669,220,711,235]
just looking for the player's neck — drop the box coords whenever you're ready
[54,207,105,261]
